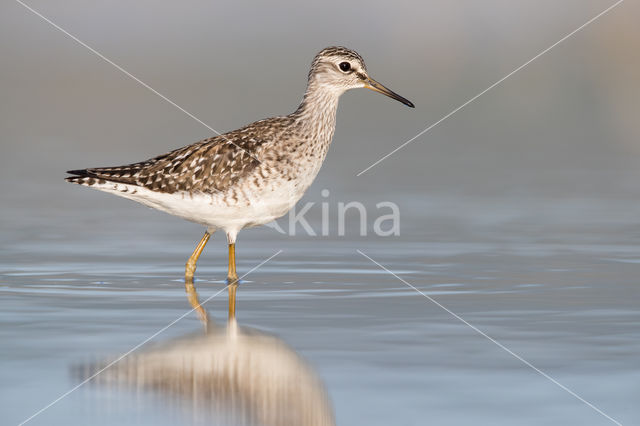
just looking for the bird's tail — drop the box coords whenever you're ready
[65,169,103,186]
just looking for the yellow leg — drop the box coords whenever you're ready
[227,243,238,283]
[227,242,239,319]
[185,232,211,281]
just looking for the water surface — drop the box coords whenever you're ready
[1,194,639,425]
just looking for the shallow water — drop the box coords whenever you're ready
[1,193,639,426]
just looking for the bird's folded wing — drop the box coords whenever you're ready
[67,136,262,194]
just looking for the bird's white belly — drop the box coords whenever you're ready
[91,176,310,233]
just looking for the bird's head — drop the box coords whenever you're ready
[307,46,414,108]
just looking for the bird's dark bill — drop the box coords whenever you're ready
[364,77,415,108]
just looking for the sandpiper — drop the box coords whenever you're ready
[66,46,414,287]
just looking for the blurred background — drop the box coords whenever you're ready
[1,0,638,200]
[1,1,639,425]
[1,0,639,242]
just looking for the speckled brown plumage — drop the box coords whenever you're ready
[66,116,300,195]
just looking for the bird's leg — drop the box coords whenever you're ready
[185,231,211,282]
[227,243,239,319]
[226,231,239,319]
[227,243,238,283]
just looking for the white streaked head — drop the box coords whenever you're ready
[307,46,414,107]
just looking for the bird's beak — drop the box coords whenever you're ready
[363,76,415,108]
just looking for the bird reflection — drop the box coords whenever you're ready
[83,281,335,426]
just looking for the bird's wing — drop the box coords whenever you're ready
[66,134,263,194]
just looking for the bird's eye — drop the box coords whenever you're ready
[339,62,351,72]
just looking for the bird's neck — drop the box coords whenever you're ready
[292,81,342,144]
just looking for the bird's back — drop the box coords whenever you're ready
[66,123,270,195]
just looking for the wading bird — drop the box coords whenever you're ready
[66,46,414,291]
